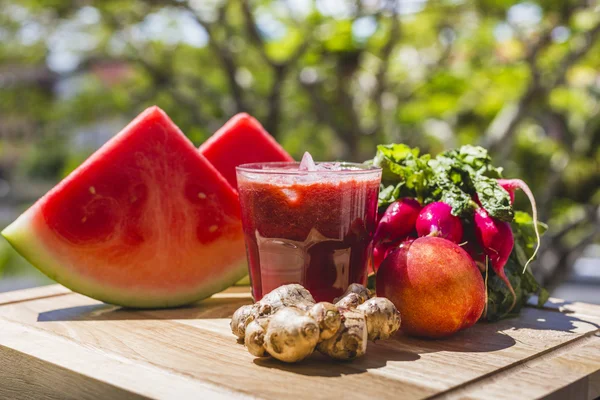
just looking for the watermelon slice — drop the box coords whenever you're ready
[2,107,247,308]
[199,113,294,189]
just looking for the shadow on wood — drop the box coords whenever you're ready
[395,327,517,354]
[505,301,600,333]
[37,296,251,322]
[250,324,518,377]
[253,345,421,377]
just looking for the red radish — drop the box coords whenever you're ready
[462,239,486,272]
[373,198,421,245]
[474,207,516,313]
[415,202,463,243]
[461,224,486,271]
[372,242,390,273]
[497,179,540,272]
[501,186,515,203]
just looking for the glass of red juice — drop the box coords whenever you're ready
[236,161,381,302]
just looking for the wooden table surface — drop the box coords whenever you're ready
[0,285,599,400]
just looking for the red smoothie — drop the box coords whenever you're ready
[237,162,381,302]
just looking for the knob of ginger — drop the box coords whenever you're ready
[231,283,401,363]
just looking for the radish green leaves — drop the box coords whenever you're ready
[374,144,512,220]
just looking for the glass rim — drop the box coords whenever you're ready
[236,161,381,175]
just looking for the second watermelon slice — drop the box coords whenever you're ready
[199,113,294,189]
[2,107,247,308]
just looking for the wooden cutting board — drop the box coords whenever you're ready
[0,284,599,400]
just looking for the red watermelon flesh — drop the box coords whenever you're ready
[199,113,294,189]
[2,107,247,308]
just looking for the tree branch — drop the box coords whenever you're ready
[98,8,213,126]
[481,87,537,156]
[261,41,312,137]
[239,0,273,66]
[263,64,286,138]
[554,21,600,87]
[372,0,400,142]
[207,5,247,112]
[239,0,313,136]
[481,4,597,154]
[299,78,342,143]
[481,27,551,153]
[176,3,247,113]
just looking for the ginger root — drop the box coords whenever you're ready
[334,283,373,305]
[308,302,341,341]
[231,304,255,340]
[231,283,401,363]
[263,307,320,362]
[244,318,268,357]
[317,309,367,360]
[358,297,401,341]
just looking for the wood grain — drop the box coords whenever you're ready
[0,343,146,400]
[0,285,599,400]
[0,285,70,306]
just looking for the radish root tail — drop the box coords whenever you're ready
[499,179,540,273]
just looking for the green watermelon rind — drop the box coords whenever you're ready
[2,212,247,308]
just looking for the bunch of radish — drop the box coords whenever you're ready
[369,144,547,336]
[372,179,540,318]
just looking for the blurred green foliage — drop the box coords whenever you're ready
[0,0,599,290]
